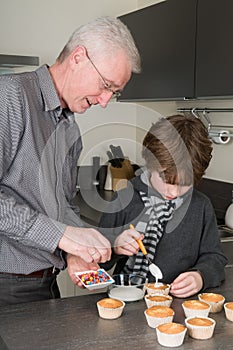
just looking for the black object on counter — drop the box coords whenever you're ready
[107,144,126,168]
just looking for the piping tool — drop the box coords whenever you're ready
[130,224,163,280]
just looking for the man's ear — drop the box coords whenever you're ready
[70,45,87,65]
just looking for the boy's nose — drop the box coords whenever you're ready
[165,185,179,199]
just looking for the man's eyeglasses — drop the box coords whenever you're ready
[87,54,122,99]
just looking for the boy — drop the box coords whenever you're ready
[100,114,227,298]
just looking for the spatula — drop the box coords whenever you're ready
[130,224,163,280]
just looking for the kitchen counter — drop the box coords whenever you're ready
[0,267,233,350]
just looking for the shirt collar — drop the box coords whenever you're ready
[35,64,62,113]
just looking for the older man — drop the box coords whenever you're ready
[0,16,141,304]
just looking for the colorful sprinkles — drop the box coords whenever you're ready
[77,269,113,287]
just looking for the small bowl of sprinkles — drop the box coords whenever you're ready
[75,269,115,290]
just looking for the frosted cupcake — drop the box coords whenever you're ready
[185,316,216,340]
[198,292,225,313]
[145,294,173,308]
[224,302,233,322]
[145,282,170,296]
[97,298,125,319]
[156,322,187,347]
[182,299,211,318]
[144,305,174,328]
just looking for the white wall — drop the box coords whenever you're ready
[0,0,138,65]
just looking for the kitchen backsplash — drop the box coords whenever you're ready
[196,178,233,225]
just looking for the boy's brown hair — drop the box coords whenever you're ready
[142,114,212,186]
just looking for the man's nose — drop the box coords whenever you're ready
[97,91,113,108]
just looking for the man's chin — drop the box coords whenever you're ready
[72,105,89,114]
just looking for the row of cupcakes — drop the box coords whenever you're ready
[144,288,233,347]
[144,282,233,320]
[96,284,233,348]
[144,302,216,346]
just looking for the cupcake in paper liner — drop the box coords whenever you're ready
[198,292,225,313]
[145,282,170,296]
[182,299,211,318]
[145,294,173,308]
[224,302,233,322]
[97,298,125,319]
[156,322,187,347]
[185,316,216,340]
[144,305,174,328]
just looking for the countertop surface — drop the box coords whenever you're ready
[0,267,233,350]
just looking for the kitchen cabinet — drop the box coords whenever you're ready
[195,0,233,98]
[119,0,197,101]
[118,0,233,101]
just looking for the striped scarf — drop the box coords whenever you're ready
[123,191,183,278]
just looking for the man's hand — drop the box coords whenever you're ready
[66,254,99,287]
[59,226,111,263]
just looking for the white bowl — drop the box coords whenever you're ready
[108,274,146,302]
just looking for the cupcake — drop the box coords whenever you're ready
[145,294,173,308]
[144,305,174,328]
[198,292,225,313]
[145,282,170,296]
[156,322,187,347]
[224,302,233,322]
[182,299,211,318]
[185,316,216,340]
[97,298,125,319]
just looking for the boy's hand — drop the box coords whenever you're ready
[113,227,144,256]
[170,271,203,298]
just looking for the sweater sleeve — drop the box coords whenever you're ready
[188,198,228,290]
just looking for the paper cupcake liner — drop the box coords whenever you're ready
[224,303,233,322]
[144,311,174,328]
[185,317,216,340]
[198,293,225,313]
[156,326,187,347]
[97,301,125,319]
[145,294,173,308]
[146,283,170,296]
[182,303,210,318]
